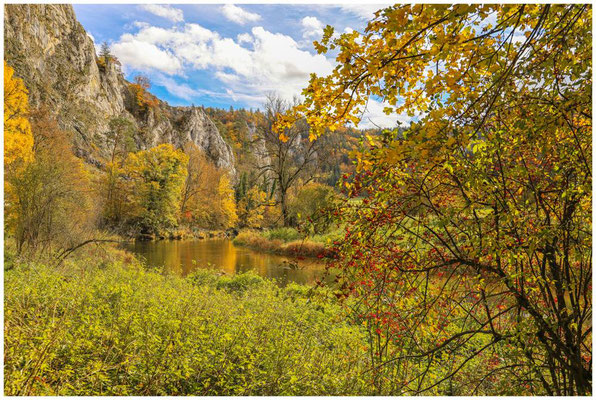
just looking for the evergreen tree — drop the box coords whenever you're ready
[99,41,111,62]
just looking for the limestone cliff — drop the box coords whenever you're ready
[4,4,235,174]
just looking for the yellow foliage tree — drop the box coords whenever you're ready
[4,61,33,167]
[122,144,188,235]
[179,143,239,230]
[288,4,591,395]
[216,174,238,229]
[6,108,94,254]
[237,186,268,228]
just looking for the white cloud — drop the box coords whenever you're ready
[237,32,253,44]
[112,36,182,74]
[225,88,265,104]
[339,4,389,20]
[154,74,200,101]
[112,21,334,106]
[140,4,184,23]
[301,16,323,39]
[132,21,151,29]
[241,26,333,100]
[221,4,261,25]
[358,98,413,129]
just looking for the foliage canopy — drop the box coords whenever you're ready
[286,4,592,395]
[4,61,33,166]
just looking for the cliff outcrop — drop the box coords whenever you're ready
[4,4,235,173]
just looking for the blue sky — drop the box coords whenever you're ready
[73,3,405,128]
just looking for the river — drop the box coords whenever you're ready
[122,238,328,285]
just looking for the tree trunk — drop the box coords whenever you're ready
[280,190,289,227]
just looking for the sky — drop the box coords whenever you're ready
[73,3,403,129]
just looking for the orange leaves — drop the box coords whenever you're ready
[179,142,239,230]
[128,75,159,112]
[6,108,93,251]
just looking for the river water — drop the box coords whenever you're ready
[122,238,328,285]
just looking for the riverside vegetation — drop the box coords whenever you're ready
[4,3,592,396]
[4,246,367,396]
[232,227,337,258]
[5,244,529,396]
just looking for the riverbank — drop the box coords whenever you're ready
[232,228,330,258]
[4,246,368,395]
[134,227,232,241]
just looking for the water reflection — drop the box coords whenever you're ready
[122,238,328,285]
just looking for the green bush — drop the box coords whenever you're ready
[186,267,221,287]
[4,246,16,271]
[215,271,265,293]
[4,260,368,395]
[263,227,300,242]
[309,228,344,244]
[283,282,313,300]
[288,183,335,233]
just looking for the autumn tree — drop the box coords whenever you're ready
[5,108,95,255]
[4,61,33,168]
[122,144,188,235]
[216,174,238,229]
[287,182,335,233]
[100,117,136,227]
[178,142,238,229]
[237,186,270,229]
[128,74,159,112]
[257,93,319,226]
[287,4,591,395]
[179,142,211,220]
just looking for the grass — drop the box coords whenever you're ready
[263,227,302,242]
[233,229,327,258]
[4,248,369,395]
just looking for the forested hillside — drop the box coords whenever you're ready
[4,4,362,242]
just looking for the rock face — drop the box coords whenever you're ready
[4,4,235,174]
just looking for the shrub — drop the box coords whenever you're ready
[215,271,265,293]
[233,230,281,252]
[186,267,221,287]
[309,228,343,245]
[4,259,368,395]
[283,282,312,300]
